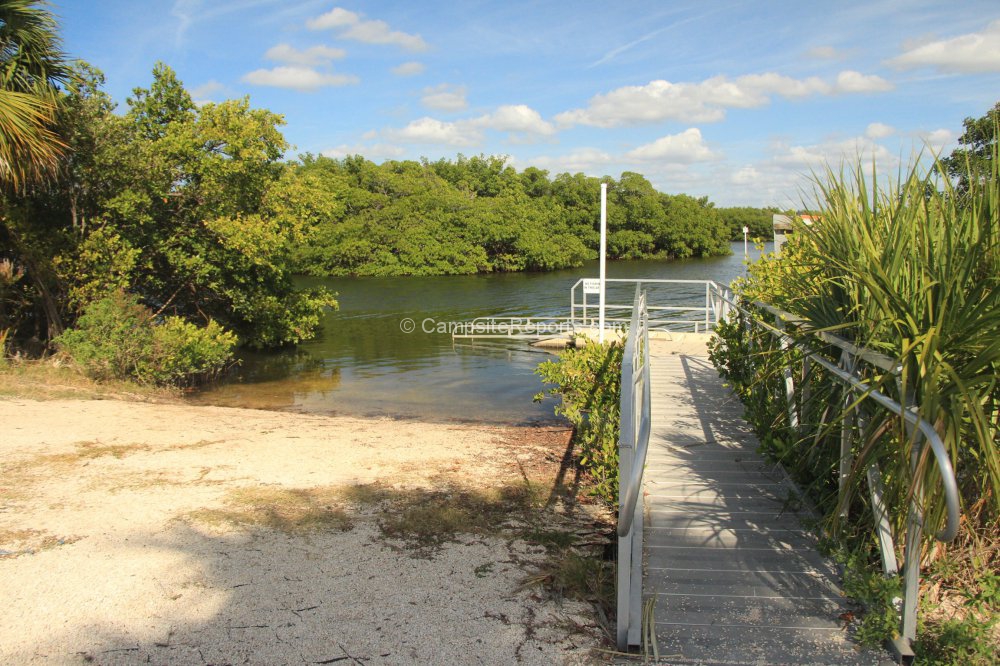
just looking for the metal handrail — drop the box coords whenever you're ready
[721,294,961,542]
[617,289,651,536]
[716,289,961,660]
[615,285,650,650]
[571,278,721,332]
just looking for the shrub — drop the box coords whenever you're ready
[56,292,236,386]
[536,341,623,505]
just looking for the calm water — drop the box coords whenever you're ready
[188,241,770,423]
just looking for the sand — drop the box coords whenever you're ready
[0,398,608,665]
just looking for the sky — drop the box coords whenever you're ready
[53,0,1000,207]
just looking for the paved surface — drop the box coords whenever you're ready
[643,340,892,665]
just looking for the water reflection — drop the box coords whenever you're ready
[189,242,770,423]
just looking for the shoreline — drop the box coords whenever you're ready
[0,397,608,665]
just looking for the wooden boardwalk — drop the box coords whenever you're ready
[643,340,890,665]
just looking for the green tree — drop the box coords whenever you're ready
[0,0,70,190]
[942,101,999,193]
[0,0,71,342]
[717,206,774,240]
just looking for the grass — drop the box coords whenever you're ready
[519,549,614,605]
[339,480,548,549]
[1,440,154,493]
[0,528,81,558]
[0,356,180,403]
[187,486,354,534]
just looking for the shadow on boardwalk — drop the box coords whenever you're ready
[641,344,892,665]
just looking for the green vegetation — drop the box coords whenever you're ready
[288,155,734,277]
[942,101,999,195]
[709,104,999,659]
[1,2,339,382]
[0,0,71,191]
[54,292,236,386]
[717,205,776,241]
[535,341,623,505]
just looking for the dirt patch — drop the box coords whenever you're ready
[0,397,612,664]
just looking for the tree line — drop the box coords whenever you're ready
[287,154,735,277]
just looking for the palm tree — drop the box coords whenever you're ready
[0,0,70,192]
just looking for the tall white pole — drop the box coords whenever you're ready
[599,183,607,343]
[743,225,749,274]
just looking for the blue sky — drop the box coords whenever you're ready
[54,0,1000,207]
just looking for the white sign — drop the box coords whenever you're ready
[743,226,749,234]
[583,278,601,295]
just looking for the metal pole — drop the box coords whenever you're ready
[599,183,607,343]
[743,225,749,266]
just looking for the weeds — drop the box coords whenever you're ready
[187,486,354,534]
[0,528,81,558]
[535,341,624,505]
[340,481,547,550]
[0,357,180,402]
[519,549,614,607]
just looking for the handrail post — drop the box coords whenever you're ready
[704,281,710,331]
[776,315,798,431]
[898,387,922,660]
[616,446,634,650]
[838,350,856,519]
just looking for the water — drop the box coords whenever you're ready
[188,241,770,423]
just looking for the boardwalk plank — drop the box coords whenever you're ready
[642,343,892,663]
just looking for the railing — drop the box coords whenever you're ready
[570,278,728,333]
[615,286,651,650]
[720,293,960,663]
[449,316,576,340]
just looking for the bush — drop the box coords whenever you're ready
[536,341,623,505]
[55,292,236,386]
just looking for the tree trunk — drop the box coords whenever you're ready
[0,220,63,344]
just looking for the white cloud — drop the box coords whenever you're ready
[385,117,482,146]
[307,7,428,52]
[556,71,894,128]
[265,43,346,66]
[242,66,359,92]
[380,103,556,146]
[322,143,406,160]
[625,128,718,163]
[392,61,425,76]
[770,136,897,170]
[865,122,895,139]
[190,80,224,105]
[530,148,615,174]
[421,84,467,112]
[887,20,1000,73]
[306,7,356,29]
[834,70,893,93]
[731,166,761,185]
[171,0,197,47]
[806,45,844,60]
[921,128,956,151]
[473,105,556,136]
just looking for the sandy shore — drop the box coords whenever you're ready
[0,398,608,665]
